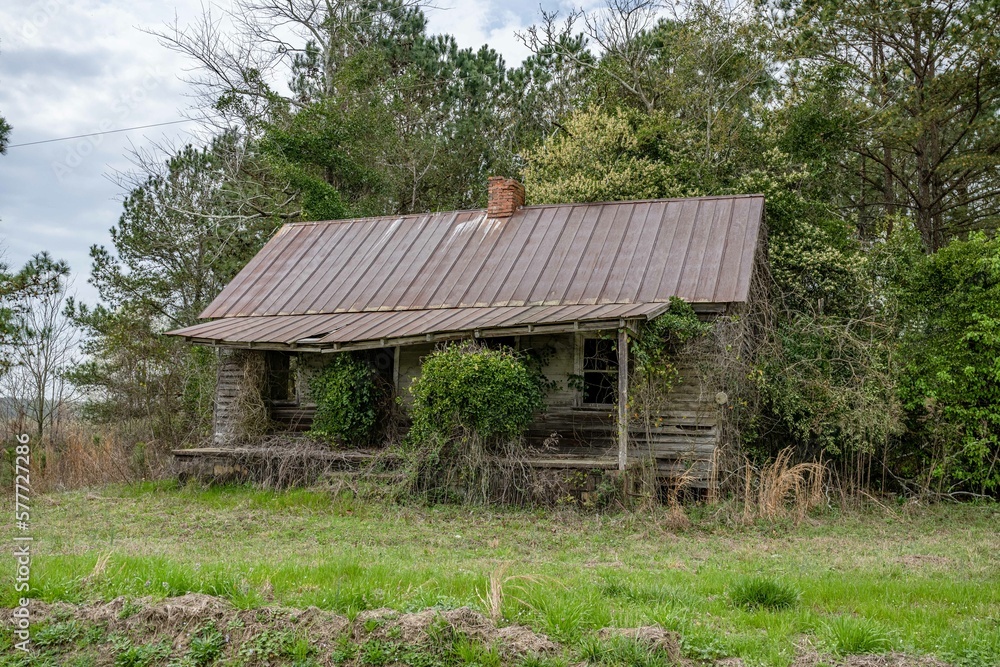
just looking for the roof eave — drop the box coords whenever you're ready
[174,316,650,353]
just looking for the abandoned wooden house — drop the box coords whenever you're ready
[166,178,766,489]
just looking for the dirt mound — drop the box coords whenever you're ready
[17,599,76,623]
[12,596,954,667]
[23,594,351,659]
[598,625,682,661]
[18,596,556,663]
[495,623,559,655]
[353,605,557,655]
[127,593,231,627]
[792,652,953,667]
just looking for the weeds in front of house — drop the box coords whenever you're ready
[184,626,226,666]
[31,619,84,648]
[3,485,998,667]
[110,636,171,667]
[821,615,891,655]
[0,424,141,494]
[577,635,675,667]
[739,447,827,524]
[728,576,799,611]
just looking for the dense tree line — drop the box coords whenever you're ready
[12,0,999,495]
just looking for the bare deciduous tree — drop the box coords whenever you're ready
[113,132,301,233]
[1,255,78,442]
[519,0,666,113]
[146,0,426,129]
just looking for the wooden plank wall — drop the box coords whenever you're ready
[625,357,719,486]
[213,350,243,444]
[521,335,720,487]
[213,349,267,445]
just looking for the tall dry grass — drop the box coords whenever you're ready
[3,423,151,493]
[740,447,826,524]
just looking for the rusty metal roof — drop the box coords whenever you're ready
[169,302,673,349]
[168,194,764,347]
[200,194,764,318]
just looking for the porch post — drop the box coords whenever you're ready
[617,328,629,471]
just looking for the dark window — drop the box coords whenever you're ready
[265,351,294,402]
[481,336,517,350]
[582,338,618,405]
[362,348,395,387]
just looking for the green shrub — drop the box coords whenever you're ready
[822,615,890,655]
[112,638,170,667]
[728,576,798,610]
[401,342,546,504]
[308,353,380,446]
[187,627,226,666]
[408,342,544,445]
[32,620,83,647]
[898,232,1000,493]
[756,312,901,460]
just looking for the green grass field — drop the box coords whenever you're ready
[2,482,998,666]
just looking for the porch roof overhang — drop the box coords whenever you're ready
[165,302,721,353]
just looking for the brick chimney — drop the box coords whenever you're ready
[487,176,525,218]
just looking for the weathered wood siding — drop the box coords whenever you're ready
[521,333,721,487]
[213,349,266,445]
[626,356,720,485]
[233,332,724,487]
[213,349,243,445]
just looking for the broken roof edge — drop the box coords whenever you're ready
[166,301,732,352]
[174,318,644,354]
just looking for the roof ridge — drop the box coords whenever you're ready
[282,193,766,227]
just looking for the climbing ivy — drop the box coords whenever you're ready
[308,353,379,446]
[627,298,713,438]
[407,342,545,446]
[631,297,713,382]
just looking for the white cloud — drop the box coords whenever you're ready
[425,1,533,66]
[1,0,211,303]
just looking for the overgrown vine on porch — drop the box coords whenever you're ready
[628,298,713,453]
[631,298,713,379]
[308,353,380,446]
[401,341,546,504]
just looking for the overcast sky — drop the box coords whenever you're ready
[0,0,569,305]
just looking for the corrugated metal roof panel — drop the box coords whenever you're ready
[167,303,670,347]
[199,194,764,320]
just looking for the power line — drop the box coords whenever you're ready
[6,119,197,148]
